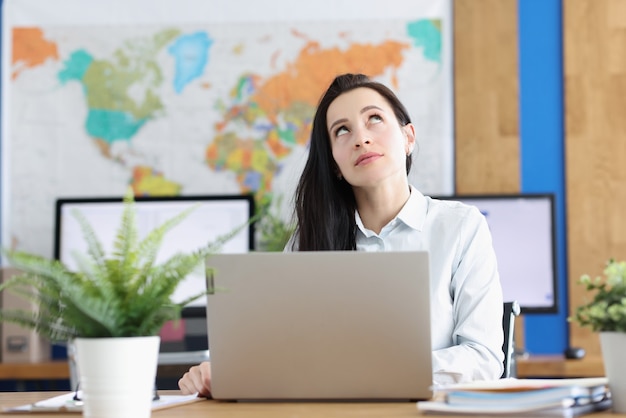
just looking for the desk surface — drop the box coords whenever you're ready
[0,391,623,418]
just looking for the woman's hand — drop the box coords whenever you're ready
[178,361,212,397]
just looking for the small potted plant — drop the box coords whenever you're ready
[0,189,235,418]
[570,259,626,413]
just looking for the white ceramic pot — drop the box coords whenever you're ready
[600,331,626,413]
[75,336,160,418]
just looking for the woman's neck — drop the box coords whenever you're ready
[353,180,411,234]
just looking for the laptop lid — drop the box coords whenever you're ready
[204,251,433,401]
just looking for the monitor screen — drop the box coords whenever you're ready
[54,194,255,316]
[434,194,557,314]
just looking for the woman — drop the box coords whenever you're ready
[179,73,503,396]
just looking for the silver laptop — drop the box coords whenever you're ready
[204,251,433,401]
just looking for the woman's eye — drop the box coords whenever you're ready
[369,114,383,124]
[335,126,349,137]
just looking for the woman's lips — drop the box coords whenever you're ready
[355,152,382,166]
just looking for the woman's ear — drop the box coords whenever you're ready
[403,123,416,155]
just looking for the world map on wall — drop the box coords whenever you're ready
[8,20,447,257]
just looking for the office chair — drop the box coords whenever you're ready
[502,301,521,378]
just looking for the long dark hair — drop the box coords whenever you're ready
[292,73,413,251]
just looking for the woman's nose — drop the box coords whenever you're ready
[353,127,371,148]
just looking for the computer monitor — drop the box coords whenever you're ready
[54,194,255,317]
[435,193,557,314]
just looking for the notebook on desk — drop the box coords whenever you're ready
[204,251,433,401]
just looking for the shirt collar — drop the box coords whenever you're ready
[355,185,428,235]
[397,185,427,231]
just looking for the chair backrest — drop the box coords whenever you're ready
[502,301,521,378]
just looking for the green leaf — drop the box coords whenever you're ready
[570,259,626,332]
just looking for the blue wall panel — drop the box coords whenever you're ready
[518,0,567,354]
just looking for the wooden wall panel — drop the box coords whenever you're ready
[565,0,626,357]
[454,0,522,347]
[454,0,520,194]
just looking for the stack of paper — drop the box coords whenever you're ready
[417,377,612,417]
[3,391,202,413]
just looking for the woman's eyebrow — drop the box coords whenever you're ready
[360,105,384,114]
[329,118,348,133]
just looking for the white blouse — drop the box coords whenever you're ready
[286,185,504,385]
[355,186,504,385]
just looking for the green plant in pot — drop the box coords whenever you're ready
[570,259,626,413]
[0,190,235,418]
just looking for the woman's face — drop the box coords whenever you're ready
[326,87,415,189]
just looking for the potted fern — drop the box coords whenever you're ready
[0,190,230,418]
[570,259,626,413]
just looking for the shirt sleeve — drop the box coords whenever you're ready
[431,206,504,385]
